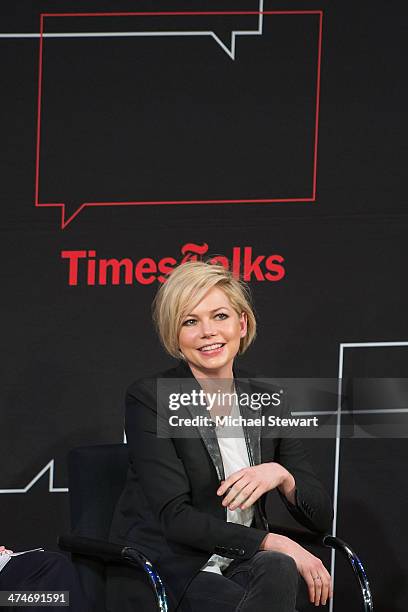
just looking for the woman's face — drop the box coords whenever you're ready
[178,286,247,379]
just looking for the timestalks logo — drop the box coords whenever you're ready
[61,243,285,286]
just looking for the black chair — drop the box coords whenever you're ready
[59,444,167,612]
[58,444,373,612]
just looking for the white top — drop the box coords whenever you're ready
[200,393,254,575]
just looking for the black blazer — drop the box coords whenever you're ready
[109,360,333,611]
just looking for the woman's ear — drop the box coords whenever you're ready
[239,311,248,338]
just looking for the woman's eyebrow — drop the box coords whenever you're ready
[185,306,230,317]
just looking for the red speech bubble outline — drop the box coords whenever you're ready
[35,10,323,229]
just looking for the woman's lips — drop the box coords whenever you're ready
[197,343,225,357]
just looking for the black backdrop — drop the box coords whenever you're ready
[1,1,408,610]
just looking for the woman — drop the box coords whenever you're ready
[108,260,333,612]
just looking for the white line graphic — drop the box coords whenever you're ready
[292,408,408,415]
[0,459,68,494]
[0,0,264,59]
[328,340,408,612]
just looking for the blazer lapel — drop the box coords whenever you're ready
[234,372,262,467]
[185,397,226,482]
[167,361,263,480]
[170,360,226,482]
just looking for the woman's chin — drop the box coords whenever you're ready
[193,353,232,374]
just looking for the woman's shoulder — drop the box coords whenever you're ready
[126,359,191,397]
[235,365,286,396]
[234,363,270,382]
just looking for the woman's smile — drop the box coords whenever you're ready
[197,342,226,356]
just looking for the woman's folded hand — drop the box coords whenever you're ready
[260,533,332,606]
[217,462,295,510]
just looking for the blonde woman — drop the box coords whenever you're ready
[108,261,333,612]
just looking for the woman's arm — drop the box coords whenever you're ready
[215,400,333,533]
[262,390,334,533]
[273,433,334,534]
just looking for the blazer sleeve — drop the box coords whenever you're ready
[274,434,334,534]
[267,390,334,533]
[125,379,268,560]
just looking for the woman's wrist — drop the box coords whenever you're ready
[259,532,289,552]
[277,469,296,505]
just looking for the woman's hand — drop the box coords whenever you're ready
[217,462,295,510]
[0,546,13,555]
[261,533,332,606]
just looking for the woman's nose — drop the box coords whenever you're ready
[200,320,216,337]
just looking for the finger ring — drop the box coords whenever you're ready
[313,576,321,581]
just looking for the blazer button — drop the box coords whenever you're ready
[238,548,246,556]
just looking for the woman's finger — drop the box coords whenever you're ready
[228,481,259,510]
[304,570,316,604]
[320,574,330,606]
[322,566,332,605]
[312,573,323,605]
[222,477,249,507]
[217,470,245,496]
[237,484,263,510]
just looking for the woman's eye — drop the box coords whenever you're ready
[215,313,228,320]
[182,319,196,326]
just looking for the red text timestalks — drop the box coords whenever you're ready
[61,244,285,286]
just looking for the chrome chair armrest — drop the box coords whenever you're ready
[58,535,168,612]
[121,546,168,612]
[323,535,373,612]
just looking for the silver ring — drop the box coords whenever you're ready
[313,576,322,581]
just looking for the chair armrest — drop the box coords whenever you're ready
[267,526,373,612]
[58,535,169,612]
[58,535,125,563]
[323,535,373,612]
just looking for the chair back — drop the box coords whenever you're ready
[67,444,129,611]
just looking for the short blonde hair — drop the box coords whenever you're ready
[152,260,257,359]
